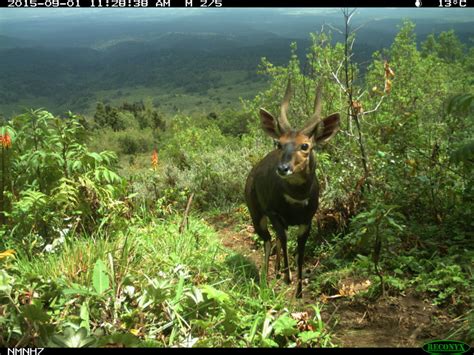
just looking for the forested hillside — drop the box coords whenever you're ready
[1,8,474,117]
[0,11,473,348]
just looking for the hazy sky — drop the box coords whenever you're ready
[1,7,473,44]
[1,8,473,22]
[1,8,334,21]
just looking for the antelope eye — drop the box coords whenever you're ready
[301,143,310,151]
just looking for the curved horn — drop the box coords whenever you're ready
[301,81,324,136]
[278,79,293,132]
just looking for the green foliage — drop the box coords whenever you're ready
[0,215,331,347]
[94,102,126,131]
[50,327,97,348]
[0,109,128,253]
[362,21,470,227]
[447,93,474,116]
[92,259,110,295]
[208,109,253,137]
[345,202,405,255]
[246,34,345,129]
[450,140,474,165]
[249,22,472,329]
[1,19,473,347]
[94,100,167,133]
[154,115,252,209]
[413,262,471,306]
[446,93,474,166]
[422,30,465,62]
[116,128,154,155]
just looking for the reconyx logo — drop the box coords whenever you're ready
[423,340,471,355]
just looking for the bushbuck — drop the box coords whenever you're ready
[245,80,340,298]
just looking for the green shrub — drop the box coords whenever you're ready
[117,129,153,155]
[158,115,252,210]
[0,110,128,253]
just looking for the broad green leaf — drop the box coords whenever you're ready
[92,259,110,295]
[63,286,92,296]
[185,286,203,305]
[173,275,185,304]
[298,330,320,343]
[261,338,279,348]
[52,327,96,348]
[273,314,298,336]
[0,270,13,294]
[87,152,103,162]
[247,315,262,343]
[80,303,90,330]
[201,284,230,304]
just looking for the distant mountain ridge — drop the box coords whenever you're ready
[0,9,473,116]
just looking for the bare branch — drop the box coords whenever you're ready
[356,90,367,101]
[347,9,357,25]
[349,37,356,52]
[334,58,344,77]
[341,8,357,24]
[179,193,194,234]
[352,23,365,33]
[361,95,386,116]
[326,58,348,94]
[325,23,343,35]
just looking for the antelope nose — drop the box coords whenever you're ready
[277,163,291,176]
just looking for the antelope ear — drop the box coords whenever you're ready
[313,113,340,144]
[259,108,282,139]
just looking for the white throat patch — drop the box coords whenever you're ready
[284,194,309,206]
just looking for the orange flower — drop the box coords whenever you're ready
[151,149,158,170]
[1,133,11,149]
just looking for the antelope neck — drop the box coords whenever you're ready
[281,152,315,200]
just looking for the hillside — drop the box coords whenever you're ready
[0,10,473,348]
[1,9,474,117]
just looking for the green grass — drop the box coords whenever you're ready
[1,213,331,347]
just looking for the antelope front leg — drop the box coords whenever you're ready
[274,238,281,278]
[271,217,291,284]
[279,234,291,284]
[296,223,311,298]
[263,239,272,283]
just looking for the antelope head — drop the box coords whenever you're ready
[259,80,340,180]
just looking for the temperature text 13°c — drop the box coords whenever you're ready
[439,0,467,7]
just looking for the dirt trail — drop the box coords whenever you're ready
[209,212,459,348]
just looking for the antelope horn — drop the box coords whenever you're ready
[301,81,324,136]
[278,78,293,132]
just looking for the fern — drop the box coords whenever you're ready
[450,140,474,164]
[447,93,474,165]
[447,93,474,116]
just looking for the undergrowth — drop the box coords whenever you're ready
[0,215,332,347]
